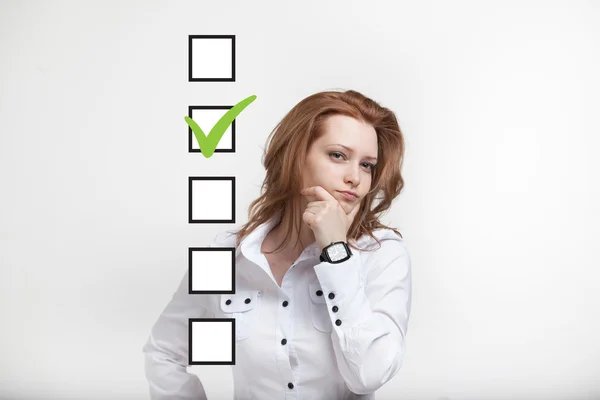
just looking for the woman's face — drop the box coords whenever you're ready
[300,114,378,214]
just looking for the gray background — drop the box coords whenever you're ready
[1,1,599,399]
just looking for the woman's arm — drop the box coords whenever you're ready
[313,236,412,395]
[142,269,211,400]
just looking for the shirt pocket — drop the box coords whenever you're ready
[308,282,333,333]
[219,290,261,341]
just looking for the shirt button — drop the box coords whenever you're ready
[281,338,287,345]
[335,319,342,326]
[328,293,335,299]
[288,382,294,389]
[225,299,232,305]
[316,290,323,296]
[244,298,251,304]
[332,305,338,312]
[282,300,289,307]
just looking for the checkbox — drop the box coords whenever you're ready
[188,247,235,294]
[188,35,235,82]
[188,318,235,365]
[189,177,235,223]
[188,105,236,153]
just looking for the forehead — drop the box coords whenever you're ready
[317,114,378,152]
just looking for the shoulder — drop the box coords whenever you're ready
[353,228,410,269]
[210,228,239,247]
[352,228,406,251]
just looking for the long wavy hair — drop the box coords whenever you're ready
[233,89,406,254]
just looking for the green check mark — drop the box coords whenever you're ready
[185,94,257,158]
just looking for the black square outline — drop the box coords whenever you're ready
[188,318,236,365]
[188,105,236,153]
[188,35,236,82]
[188,176,236,223]
[188,247,236,295]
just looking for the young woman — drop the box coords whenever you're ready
[143,89,412,399]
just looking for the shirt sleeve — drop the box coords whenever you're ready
[313,235,412,395]
[141,269,212,400]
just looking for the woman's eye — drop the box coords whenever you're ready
[362,163,374,170]
[330,152,375,171]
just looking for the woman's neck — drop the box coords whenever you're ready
[262,209,316,261]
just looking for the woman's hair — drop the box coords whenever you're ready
[232,89,406,254]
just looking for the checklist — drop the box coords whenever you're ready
[185,34,249,366]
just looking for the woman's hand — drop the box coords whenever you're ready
[300,186,361,251]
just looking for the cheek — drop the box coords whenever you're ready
[307,163,334,185]
[359,177,372,195]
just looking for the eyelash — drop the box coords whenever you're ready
[329,152,375,170]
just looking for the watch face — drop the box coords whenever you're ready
[328,243,347,262]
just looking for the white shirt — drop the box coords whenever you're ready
[142,215,412,399]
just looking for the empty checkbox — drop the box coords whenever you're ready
[189,318,235,365]
[188,247,235,294]
[188,177,235,223]
[189,35,235,81]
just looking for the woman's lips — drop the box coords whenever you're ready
[338,191,357,201]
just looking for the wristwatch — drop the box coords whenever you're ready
[319,241,353,263]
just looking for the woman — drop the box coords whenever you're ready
[143,89,412,399]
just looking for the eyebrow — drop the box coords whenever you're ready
[330,144,378,162]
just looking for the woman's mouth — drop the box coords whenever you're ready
[338,191,357,201]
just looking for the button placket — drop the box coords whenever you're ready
[281,299,289,348]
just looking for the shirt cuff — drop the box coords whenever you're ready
[313,252,372,336]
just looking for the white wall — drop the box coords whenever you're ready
[1,1,599,399]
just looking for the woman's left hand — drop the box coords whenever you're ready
[300,186,361,251]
